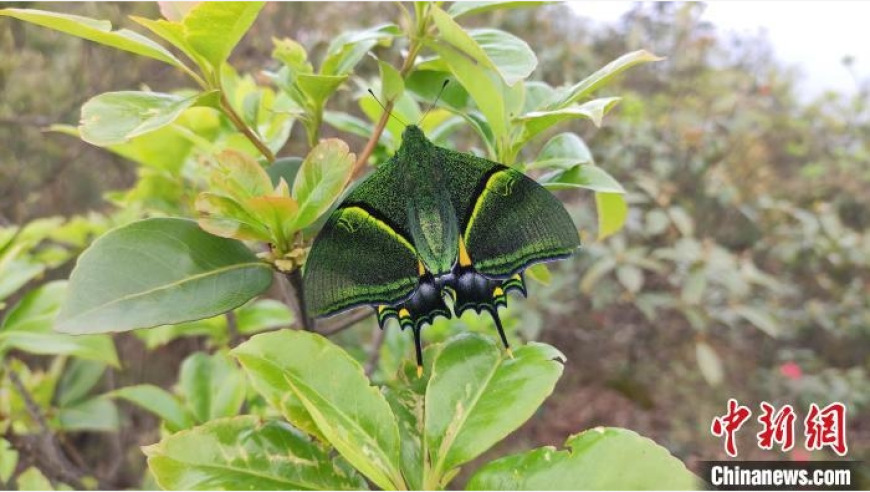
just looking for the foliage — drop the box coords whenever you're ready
[0,2,701,490]
[4,1,866,490]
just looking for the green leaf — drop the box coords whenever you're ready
[321,24,400,76]
[548,50,663,109]
[177,2,264,70]
[235,299,294,334]
[525,263,551,285]
[232,331,405,490]
[110,384,194,432]
[0,331,118,366]
[0,8,186,68]
[529,132,593,170]
[695,341,724,387]
[405,70,472,111]
[616,264,644,294]
[2,280,67,332]
[324,111,375,141]
[79,91,203,146]
[291,139,355,230]
[267,157,303,189]
[57,397,119,432]
[734,305,780,337]
[0,438,18,483]
[195,192,271,242]
[296,74,349,108]
[179,352,246,423]
[580,257,617,293]
[595,192,628,241]
[57,359,106,407]
[523,81,556,114]
[517,97,621,142]
[467,427,699,490]
[383,388,425,491]
[469,28,537,86]
[448,1,549,18]
[0,260,44,305]
[429,8,507,139]
[56,218,273,334]
[0,282,119,366]
[668,206,695,237]
[379,60,405,102]
[541,165,625,193]
[425,334,565,483]
[144,416,368,490]
[15,467,53,491]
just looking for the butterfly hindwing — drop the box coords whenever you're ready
[439,147,581,277]
[304,159,419,317]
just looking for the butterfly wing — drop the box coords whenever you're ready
[303,159,419,317]
[439,147,581,277]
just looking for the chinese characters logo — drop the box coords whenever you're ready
[711,399,847,457]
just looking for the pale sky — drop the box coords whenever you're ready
[568,1,870,99]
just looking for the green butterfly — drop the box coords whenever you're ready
[303,124,580,374]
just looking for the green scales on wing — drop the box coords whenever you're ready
[304,125,580,374]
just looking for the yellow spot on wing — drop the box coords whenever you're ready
[493,286,504,297]
[418,260,426,276]
[399,308,410,318]
[458,236,473,267]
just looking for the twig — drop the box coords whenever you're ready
[286,270,315,331]
[219,92,276,163]
[3,362,87,490]
[103,368,125,484]
[350,7,428,179]
[351,105,394,179]
[225,311,242,347]
[319,309,374,336]
[364,326,387,377]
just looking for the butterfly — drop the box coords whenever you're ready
[303,124,580,375]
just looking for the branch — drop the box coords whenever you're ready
[350,9,428,179]
[364,326,387,377]
[219,93,276,163]
[225,310,242,347]
[351,105,393,179]
[285,269,315,331]
[319,308,374,337]
[3,362,87,490]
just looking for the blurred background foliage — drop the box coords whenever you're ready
[1,1,868,488]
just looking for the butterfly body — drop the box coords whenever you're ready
[303,125,580,371]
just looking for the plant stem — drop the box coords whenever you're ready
[225,310,242,347]
[219,92,276,163]
[319,308,374,336]
[286,269,315,331]
[350,5,429,178]
[3,362,87,490]
[364,325,387,377]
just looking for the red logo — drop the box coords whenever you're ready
[711,398,753,457]
[805,402,848,456]
[757,402,796,452]
[712,400,848,457]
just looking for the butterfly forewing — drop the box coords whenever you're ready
[439,147,581,277]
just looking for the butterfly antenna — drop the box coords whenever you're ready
[418,79,449,125]
[489,308,513,358]
[367,88,407,126]
[412,327,424,378]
